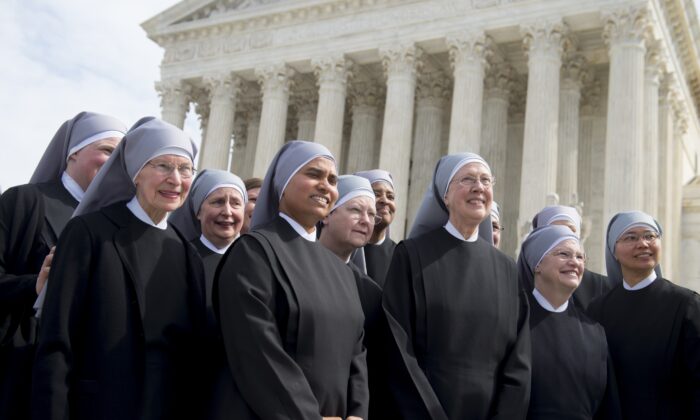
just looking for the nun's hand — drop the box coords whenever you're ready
[36,247,55,295]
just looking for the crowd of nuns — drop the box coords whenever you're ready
[0,112,699,420]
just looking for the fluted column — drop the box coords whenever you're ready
[602,5,650,224]
[670,101,688,279]
[657,75,675,254]
[408,70,448,228]
[557,54,586,206]
[312,56,353,160]
[294,89,317,141]
[346,80,382,173]
[192,88,210,143]
[378,44,422,239]
[503,74,527,257]
[253,64,295,176]
[446,32,491,154]
[200,73,241,170]
[155,79,190,128]
[643,44,663,215]
[518,21,567,225]
[481,58,511,205]
[231,116,247,174]
[242,104,262,178]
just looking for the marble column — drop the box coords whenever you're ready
[503,74,527,257]
[670,102,688,279]
[295,89,317,141]
[192,87,210,145]
[155,79,190,129]
[230,116,247,174]
[346,80,382,173]
[253,63,295,177]
[200,73,241,170]
[481,58,511,205]
[602,5,650,224]
[557,54,586,206]
[518,21,567,226]
[643,44,664,215]
[446,31,491,154]
[378,43,422,239]
[312,55,353,160]
[657,75,675,266]
[408,70,448,228]
[242,103,262,178]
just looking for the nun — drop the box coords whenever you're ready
[491,201,503,248]
[519,225,621,420]
[588,211,700,419]
[214,141,368,420]
[31,117,208,420]
[531,205,615,310]
[0,111,126,420]
[318,175,398,420]
[351,170,397,287]
[241,177,262,234]
[383,153,531,420]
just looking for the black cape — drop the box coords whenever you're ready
[363,237,396,288]
[0,181,77,420]
[527,293,622,420]
[31,202,208,420]
[588,278,700,419]
[214,217,368,419]
[383,227,531,420]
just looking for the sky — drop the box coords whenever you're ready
[0,0,200,190]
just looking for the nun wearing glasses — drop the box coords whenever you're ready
[383,153,531,420]
[519,225,621,420]
[214,141,368,420]
[31,117,207,420]
[0,111,126,420]
[588,211,700,419]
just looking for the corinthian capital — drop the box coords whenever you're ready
[645,41,665,84]
[155,79,191,109]
[446,31,493,71]
[521,20,569,59]
[416,69,449,104]
[602,5,652,48]
[255,63,296,96]
[311,55,354,86]
[379,43,424,77]
[203,73,242,105]
[484,54,512,99]
[561,53,588,91]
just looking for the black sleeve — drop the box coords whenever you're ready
[682,292,700,418]
[346,326,368,419]
[216,236,322,419]
[594,350,623,420]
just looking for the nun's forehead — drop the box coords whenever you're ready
[371,180,394,190]
[455,161,491,174]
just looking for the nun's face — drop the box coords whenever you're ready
[614,227,660,277]
[324,196,376,251]
[491,218,502,248]
[535,239,585,294]
[134,155,193,222]
[241,187,260,234]
[373,181,396,229]
[444,162,492,227]
[279,157,338,230]
[198,187,245,249]
[66,137,121,191]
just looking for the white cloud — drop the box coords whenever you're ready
[0,0,201,190]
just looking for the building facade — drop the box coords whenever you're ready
[143,0,700,289]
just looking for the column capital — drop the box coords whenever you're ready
[508,74,527,120]
[561,53,588,92]
[521,20,569,60]
[292,88,318,119]
[203,72,242,105]
[255,63,296,96]
[239,101,262,120]
[602,5,652,49]
[645,41,665,85]
[484,56,512,101]
[311,55,354,86]
[350,79,384,108]
[446,31,493,71]
[155,78,192,108]
[672,96,689,136]
[234,116,247,147]
[580,74,602,116]
[659,72,680,106]
[379,43,423,78]
[416,69,449,105]
[191,87,211,130]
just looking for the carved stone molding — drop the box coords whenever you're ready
[645,41,665,85]
[155,79,192,109]
[311,55,354,87]
[379,44,424,78]
[255,63,296,96]
[602,5,652,49]
[446,31,493,71]
[521,20,569,60]
[203,73,243,105]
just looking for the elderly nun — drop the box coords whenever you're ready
[530,205,615,310]
[0,111,125,420]
[519,225,621,420]
[352,169,397,287]
[31,117,208,420]
[383,153,531,420]
[491,201,503,248]
[588,211,700,419]
[214,141,368,420]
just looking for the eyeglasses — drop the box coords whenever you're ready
[454,175,495,189]
[344,206,382,225]
[617,231,660,245]
[548,250,586,263]
[147,162,196,179]
[492,223,504,232]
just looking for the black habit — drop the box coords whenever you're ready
[527,293,621,420]
[215,216,368,419]
[588,278,700,420]
[363,237,396,288]
[0,181,77,420]
[572,269,615,311]
[383,227,531,420]
[31,202,208,420]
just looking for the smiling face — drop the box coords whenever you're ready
[279,157,338,231]
[614,227,660,280]
[535,239,585,296]
[198,187,245,249]
[321,196,376,258]
[66,137,121,191]
[444,162,493,229]
[134,155,193,223]
[372,181,396,229]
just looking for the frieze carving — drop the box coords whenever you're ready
[177,0,284,24]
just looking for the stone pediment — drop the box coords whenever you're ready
[176,0,285,24]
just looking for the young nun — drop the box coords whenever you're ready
[214,141,368,420]
[31,117,208,420]
[0,111,125,420]
[519,225,621,420]
[531,205,615,310]
[352,169,397,287]
[588,211,700,419]
[241,177,262,234]
[383,153,531,420]
[319,175,398,420]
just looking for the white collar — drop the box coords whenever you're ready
[444,220,479,242]
[199,234,234,254]
[126,196,168,230]
[61,171,84,202]
[623,270,657,291]
[532,288,569,313]
[279,212,316,242]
